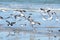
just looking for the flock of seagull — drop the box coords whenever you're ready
[0,9,41,27]
[0,8,59,27]
[0,7,60,40]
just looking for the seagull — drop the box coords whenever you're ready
[40,8,54,21]
[14,15,21,19]
[6,20,16,26]
[27,16,33,21]
[28,16,41,25]
[0,16,3,19]
[40,8,50,16]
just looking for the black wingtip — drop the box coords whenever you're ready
[40,8,44,10]
[47,10,51,12]
[0,16,3,19]
[38,22,41,25]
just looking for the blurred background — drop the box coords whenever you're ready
[0,0,60,4]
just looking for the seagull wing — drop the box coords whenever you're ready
[11,22,16,26]
[6,20,10,24]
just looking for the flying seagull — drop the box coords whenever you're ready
[6,20,16,26]
[0,16,3,19]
